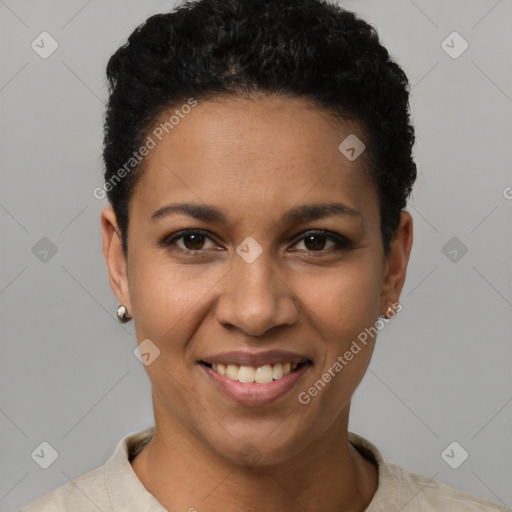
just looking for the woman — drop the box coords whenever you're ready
[21,0,507,510]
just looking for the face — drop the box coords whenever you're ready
[102,94,412,466]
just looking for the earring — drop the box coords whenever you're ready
[116,304,132,323]
[379,300,397,319]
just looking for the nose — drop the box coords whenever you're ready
[214,250,299,337]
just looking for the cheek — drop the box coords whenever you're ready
[126,259,215,416]
[292,259,381,402]
[295,258,382,338]
[127,255,225,345]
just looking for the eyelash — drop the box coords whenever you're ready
[159,229,353,255]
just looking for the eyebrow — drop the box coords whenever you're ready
[150,202,362,225]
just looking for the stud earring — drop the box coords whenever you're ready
[116,304,132,323]
[379,300,398,320]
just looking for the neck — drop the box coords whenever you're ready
[131,404,378,512]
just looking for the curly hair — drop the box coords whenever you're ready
[103,0,416,257]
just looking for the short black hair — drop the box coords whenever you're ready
[103,0,416,257]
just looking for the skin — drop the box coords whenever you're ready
[101,94,413,511]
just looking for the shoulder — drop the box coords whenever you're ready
[19,427,156,512]
[384,461,509,511]
[347,432,508,512]
[19,464,110,511]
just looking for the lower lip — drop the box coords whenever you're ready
[199,362,311,407]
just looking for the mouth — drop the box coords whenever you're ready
[199,360,311,384]
[198,352,313,406]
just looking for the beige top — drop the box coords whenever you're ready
[20,427,508,511]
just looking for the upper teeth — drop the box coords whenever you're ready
[211,362,299,383]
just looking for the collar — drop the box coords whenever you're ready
[105,426,164,511]
[104,427,397,510]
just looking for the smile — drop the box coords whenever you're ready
[202,361,308,383]
[199,359,312,406]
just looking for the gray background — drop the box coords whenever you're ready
[1,0,511,510]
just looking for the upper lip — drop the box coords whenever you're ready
[199,349,312,367]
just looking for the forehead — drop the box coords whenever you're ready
[130,95,379,229]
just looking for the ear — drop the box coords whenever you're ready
[101,206,131,312]
[379,211,413,313]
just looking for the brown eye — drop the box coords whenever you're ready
[160,230,217,252]
[299,234,334,251]
[290,230,352,253]
[179,232,207,250]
